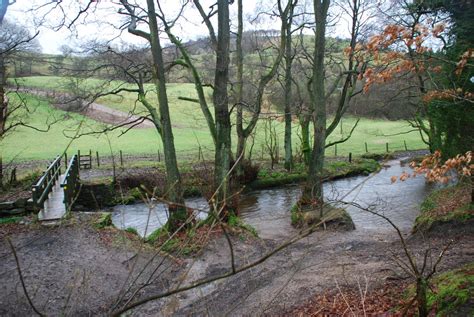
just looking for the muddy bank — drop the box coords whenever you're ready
[2,215,472,316]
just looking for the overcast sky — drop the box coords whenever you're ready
[6,0,349,55]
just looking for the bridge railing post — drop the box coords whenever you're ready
[32,155,62,209]
[61,154,81,211]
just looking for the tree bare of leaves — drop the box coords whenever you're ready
[118,0,187,231]
[235,0,297,175]
[299,0,371,217]
[340,200,454,317]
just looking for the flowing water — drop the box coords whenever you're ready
[112,159,434,239]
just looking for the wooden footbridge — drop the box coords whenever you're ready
[32,155,81,222]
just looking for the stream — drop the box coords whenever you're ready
[111,158,439,314]
[112,158,434,239]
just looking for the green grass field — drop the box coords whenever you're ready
[2,76,428,162]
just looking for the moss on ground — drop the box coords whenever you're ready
[361,152,395,161]
[145,225,205,255]
[291,203,355,230]
[93,212,113,229]
[124,227,139,235]
[414,182,473,232]
[404,263,474,316]
[428,263,474,316]
[228,214,258,237]
[0,216,22,225]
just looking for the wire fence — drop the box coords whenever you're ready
[2,137,427,183]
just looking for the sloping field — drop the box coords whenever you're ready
[3,76,427,162]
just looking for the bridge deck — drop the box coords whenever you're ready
[38,174,67,221]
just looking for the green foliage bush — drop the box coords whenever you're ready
[93,212,112,229]
[0,216,22,225]
[124,227,138,235]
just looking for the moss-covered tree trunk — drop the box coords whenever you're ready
[300,115,311,166]
[0,56,5,187]
[283,4,295,171]
[146,0,186,231]
[416,277,428,317]
[235,0,245,176]
[213,0,232,214]
[0,56,6,139]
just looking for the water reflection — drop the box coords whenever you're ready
[112,159,433,238]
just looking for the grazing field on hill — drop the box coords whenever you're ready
[2,77,428,162]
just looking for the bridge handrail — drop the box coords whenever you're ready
[32,156,62,208]
[60,155,80,211]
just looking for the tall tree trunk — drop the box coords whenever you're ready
[213,0,232,214]
[301,0,330,212]
[146,0,186,231]
[235,0,245,176]
[235,0,293,173]
[0,55,7,138]
[300,114,311,166]
[283,10,294,171]
[416,277,428,317]
[0,56,5,187]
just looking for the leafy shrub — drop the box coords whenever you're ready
[125,227,139,235]
[93,212,112,229]
[0,216,22,225]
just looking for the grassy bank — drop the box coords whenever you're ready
[250,158,380,189]
[403,262,474,316]
[414,181,473,231]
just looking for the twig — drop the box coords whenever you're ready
[6,238,45,317]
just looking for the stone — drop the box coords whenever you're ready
[0,208,25,217]
[14,198,27,208]
[0,201,15,210]
[25,199,37,212]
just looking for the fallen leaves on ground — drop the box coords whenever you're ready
[286,281,416,316]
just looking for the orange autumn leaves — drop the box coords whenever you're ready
[346,21,473,101]
[391,151,473,184]
[455,48,473,76]
[358,22,443,93]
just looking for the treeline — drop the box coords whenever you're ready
[10,33,417,121]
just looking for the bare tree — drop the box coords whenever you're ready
[235,0,297,175]
[0,20,41,140]
[299,0,372,217]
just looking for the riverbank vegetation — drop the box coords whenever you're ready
[414,182,473,232]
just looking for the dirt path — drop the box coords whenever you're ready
[10,87,155,128]
[0,216,183,316]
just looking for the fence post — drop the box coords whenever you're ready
[158,149,161,162]
[76,154,80,177]
[198,146,202,161]
[365,142,368,153]
[120,150,123,167]
[89,149,92,168]
[386,142,389,152]
[96,151,100,167]
[404,140,408,151]
[349,152,352,163]
[64,152,68,165]
[334,144,337,156]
